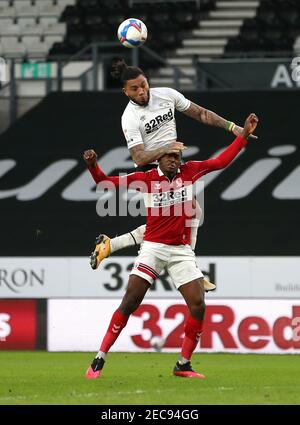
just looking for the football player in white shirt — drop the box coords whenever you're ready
[86,59,257,280]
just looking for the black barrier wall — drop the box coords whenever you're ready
[0,91,299,256]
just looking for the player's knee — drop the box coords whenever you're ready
[190,298,206,320]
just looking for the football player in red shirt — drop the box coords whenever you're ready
[83,113,258,379]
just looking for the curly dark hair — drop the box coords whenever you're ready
[111,58,146,86]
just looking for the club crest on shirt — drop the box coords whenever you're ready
[175,178,183,188]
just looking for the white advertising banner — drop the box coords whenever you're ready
[0,256,300,299]
[48,299,300,354]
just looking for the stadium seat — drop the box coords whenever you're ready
[38,3,63,18]
[44,34,64,46]
[48,40,75,56]
[24,40,50,58]
[0,0,10,7]
[43,22,66,36]
[106,13,126,29]
[225,0,300,57]
[60,5,81,25]
[173,10,199,29]
[0,37,25,57]
[100,0,127,13]
[17,17,37,28]
[157,31,180,49]
[20,23,44,36]
[0,3,15,18]
[84,11,104,27]
[88,23,112,43]
[67,31,87,51]
[0,17,14,28]
[22,35,42,45]
[198,0,216,12]
[279,7,299,26]
[150,12,177,31]
[14,3,39,18]
[47,0,214,78]
[39,16,58,27]
[14,0,33,9]
[77,0,99,8]
[0,23,20,36]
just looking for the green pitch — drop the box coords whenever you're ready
[0,351,299,405]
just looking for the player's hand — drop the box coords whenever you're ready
[241,113,259,140]
[165,141,187,154]
[83,149,98,167]
[233,123,258,140]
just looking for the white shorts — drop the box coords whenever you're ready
[131,241,204,289]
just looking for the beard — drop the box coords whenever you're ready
[130,89,150,106]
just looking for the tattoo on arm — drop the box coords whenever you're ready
[129,144,167,167]
[183,101,228,130]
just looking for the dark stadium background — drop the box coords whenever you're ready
[0,0,300,408]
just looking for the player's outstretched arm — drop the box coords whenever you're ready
[83,149,145,186]
[205,113,258,170]
[83,149,103,183]
[83,149,98,167]
[188,113,259,181]
[182,101,258,140]
[240,113,259,139]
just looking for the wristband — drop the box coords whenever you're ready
[226,121,236,133]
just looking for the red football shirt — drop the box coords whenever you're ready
[88,135,247,245]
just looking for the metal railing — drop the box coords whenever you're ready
[0,42,194,125]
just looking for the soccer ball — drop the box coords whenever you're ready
[150,336,165,352]
[117,18,147,48]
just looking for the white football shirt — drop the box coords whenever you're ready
[121,87,191,152]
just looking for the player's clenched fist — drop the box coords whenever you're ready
[241,113,259,140]
[83,149,98,167]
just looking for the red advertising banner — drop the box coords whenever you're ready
[0,300,37,350]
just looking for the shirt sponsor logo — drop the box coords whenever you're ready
[144,108,174,134]
[152,187,189,207]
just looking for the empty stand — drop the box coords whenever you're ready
[225,0,300,57]
[0,0,75,59]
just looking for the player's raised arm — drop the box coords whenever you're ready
[129,141,187,167]
[83,149,98,167]
[83,149,102,183]
[240,113,259,139]
[83,149,145,187]
[182,102,258,140]
[187,113,259,182]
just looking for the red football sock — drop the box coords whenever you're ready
[100,310,129,353]
[181,315,204,361]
